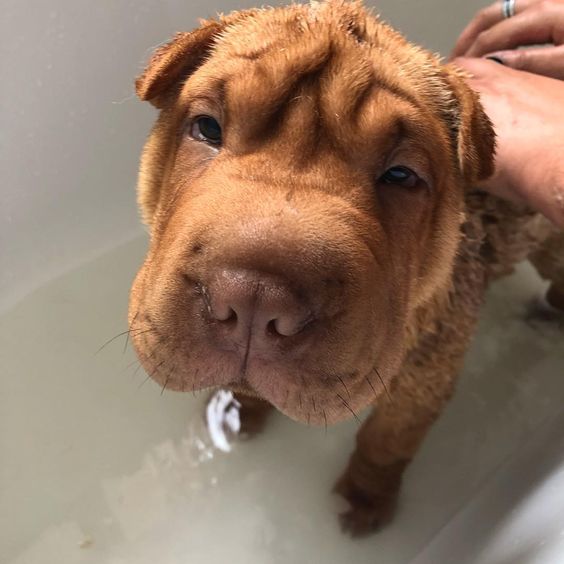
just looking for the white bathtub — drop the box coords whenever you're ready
[2,2,563,563]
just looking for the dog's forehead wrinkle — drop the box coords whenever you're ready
[206,1,455,131]
[229,60,423,151]
[214,1,375,70]
[189,7,457,150]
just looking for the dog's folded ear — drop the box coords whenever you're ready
[135,20,223,107]
[442,64,496,184]
[136,10,258,108]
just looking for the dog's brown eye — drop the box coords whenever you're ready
[191,116,222,145]
[380,166,419,188]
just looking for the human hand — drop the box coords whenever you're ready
[453,57,564,227]
[451,0,564,80]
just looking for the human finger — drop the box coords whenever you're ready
[487,44,564,79]
[450,0,539,58]
[465,2,564,57]
[449,55,510,82]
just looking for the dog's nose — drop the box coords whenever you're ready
[204,270,313,343]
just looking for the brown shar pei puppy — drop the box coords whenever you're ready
[129,0,564,535]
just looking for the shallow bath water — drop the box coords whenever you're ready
[1,236,563,564]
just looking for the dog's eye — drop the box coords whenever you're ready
[191,116,222,145]
[380,166,419,188]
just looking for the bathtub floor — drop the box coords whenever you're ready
[1,237,563,564]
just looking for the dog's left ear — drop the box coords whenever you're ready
[135,20,224,108]
[441,64,496,184]
[136,10,258,108]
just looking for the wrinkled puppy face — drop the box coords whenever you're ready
[129,1,494,425]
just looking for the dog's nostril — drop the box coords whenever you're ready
[213,304,237,322]
[225,308,237,323]
[269,312,315,337]
[204,270,315,343]
[274,317,297,337]
[266,319,278,336]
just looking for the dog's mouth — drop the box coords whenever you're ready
[129,303,395,426]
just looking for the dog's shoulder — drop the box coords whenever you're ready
[403,192,553,372]
[464,191,556,279]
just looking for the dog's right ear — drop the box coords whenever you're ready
[441,64,496,184]
[135,20,224,108]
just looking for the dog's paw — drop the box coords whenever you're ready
[333,470,398,537]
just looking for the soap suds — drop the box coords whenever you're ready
[205,390,241,452]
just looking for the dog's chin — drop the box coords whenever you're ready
[241,357,392,425]
[133,334,391,426]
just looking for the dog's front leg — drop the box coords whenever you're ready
[335,353,461,536]
[233,393,273,436]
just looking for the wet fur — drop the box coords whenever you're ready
[129,1,564,535]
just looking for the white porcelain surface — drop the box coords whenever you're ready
[414,410,564,564]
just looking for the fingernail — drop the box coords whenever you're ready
[485,56,505,65]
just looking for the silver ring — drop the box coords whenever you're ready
[502,0,516,18]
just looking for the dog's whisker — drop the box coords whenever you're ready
[133,361,146,379]
[192,369,200,397]
[372,366,392,404]
[96,326,152,355]
[161,364,175,396]
[323,409,328,436]
[336,393,361,425]
[138,373,152,389]
[124,360,142,378]
[133,336,163,380]
[365,372,377,396]
[149,360,166,389]
[283,387,290,409]
[125,358,141,370]
[335,375,351,399]
[111,92,136,105]
[123,311,140,354]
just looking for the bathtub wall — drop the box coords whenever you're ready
[0,0,486,311]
